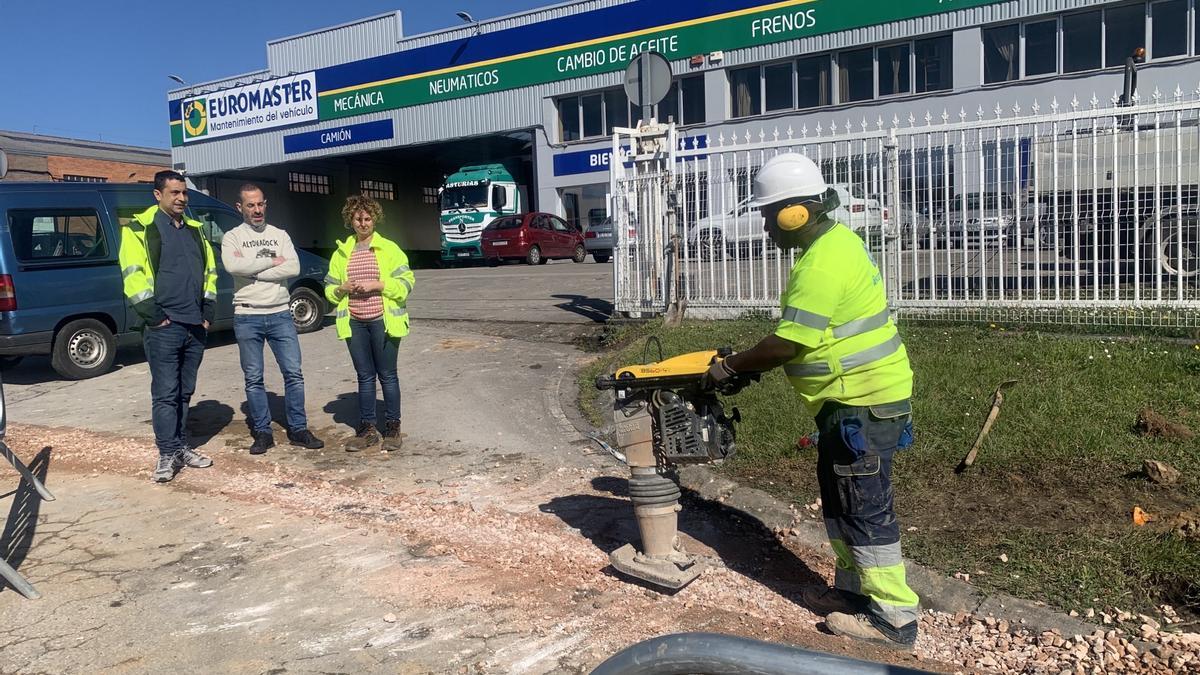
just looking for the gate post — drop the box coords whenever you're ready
[884,130,902,304]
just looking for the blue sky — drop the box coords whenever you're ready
[0,1,548,149]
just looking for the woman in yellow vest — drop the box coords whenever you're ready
[324,195,415,452]
[703,153,920,649]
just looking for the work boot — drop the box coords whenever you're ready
[153,454,181,483]
[801,585,870,616]
[381,420,402,452]
[179,448,214,468]
[345,423,380,452]
[249,431,275,456]
[825,612,917,649]
[287,429,325,450]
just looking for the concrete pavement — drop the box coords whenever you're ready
[0,264,942,674]
[407,261,613,324]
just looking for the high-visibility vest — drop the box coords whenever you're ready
[324,232,415,340]
[775,223,912,416]
[118,205,218,326]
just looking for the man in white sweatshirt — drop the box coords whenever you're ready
[223,184,324,455]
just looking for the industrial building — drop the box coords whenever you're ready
[0,130,169,184]
[167,0,1200,262]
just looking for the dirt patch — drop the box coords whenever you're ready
[726,453,1197,540]
[422,319,604,348]
[436,338,490,351]
[1136,409,1196,441]
[1171,511,1200,541]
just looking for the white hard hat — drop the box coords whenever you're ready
[748,153,829,208]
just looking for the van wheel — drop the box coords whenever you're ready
[572,244,587,263]
[52,319,116,380]
[290,286,325,334]
[526,246,542,265]
[593,252,611,264]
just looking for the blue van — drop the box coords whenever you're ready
[0,183,330,379]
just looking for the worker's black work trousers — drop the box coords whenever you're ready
[814,399,920,644]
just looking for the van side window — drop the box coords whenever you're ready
[186,207,242,246]
[8,210,107,262]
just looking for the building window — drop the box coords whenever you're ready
[1152,0,1189,58]
[8,210,107,262]
[764,62,795,112]
[604,89,629,133]
[915,35,953,93]
[657,76,705,125]
[730,67,761,118]
[558,87,664,141]
[1024,20,1059,76]
[1062,11,1102,73]
[581,93,604,138]
[839,48,874,103]
[62,175,106,183]
[558,97,581,142]
[796,55,832,109]
[984,24,1020,83]
[288,172,330,195]
[679,76,705,125]
[1106,4,1147,66]
[659,81,681,124]
[877,43,911,97]
[422,187,439,205]
[360,180,394,201]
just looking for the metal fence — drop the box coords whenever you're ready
[609,86,1200,329]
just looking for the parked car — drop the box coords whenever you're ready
[940,192,1017,248]
[0,183,331,379]
[890,205,932,249]
[481,212,587,265]
[584,216,614,263]
[685,183,887,259]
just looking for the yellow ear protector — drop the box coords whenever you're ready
[776,203,812,231]
[775,189,841,232]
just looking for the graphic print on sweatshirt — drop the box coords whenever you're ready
[243,238,279,260]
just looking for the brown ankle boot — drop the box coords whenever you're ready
[382,419,402,451]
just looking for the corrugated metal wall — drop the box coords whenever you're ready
[267,12,404,75]
[169,69,271,101]
[171,0,1138,174]
[399,0,631,49]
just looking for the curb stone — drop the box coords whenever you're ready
[555,362,1108,642]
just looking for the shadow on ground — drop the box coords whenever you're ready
[0,445,51,596]
[539,475,824,607]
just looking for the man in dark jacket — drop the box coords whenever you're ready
[119,170,218,483]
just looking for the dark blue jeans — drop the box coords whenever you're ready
[234,311,307,434]
[347,318,401,425]
[143,321,206,456]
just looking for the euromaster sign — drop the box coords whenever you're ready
[176,73,318,144]
[169,0,1005,146]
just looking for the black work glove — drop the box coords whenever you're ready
[701,357,738,392]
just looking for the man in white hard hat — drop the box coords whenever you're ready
[703,153,920,648]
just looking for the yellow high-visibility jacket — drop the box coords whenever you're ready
[324,232,414,339]
[118,206,218,328]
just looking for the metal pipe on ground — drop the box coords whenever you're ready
[590,632,935,675]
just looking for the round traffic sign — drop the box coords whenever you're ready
[623,51,672,108]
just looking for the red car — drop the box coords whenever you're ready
[481,212,587,265]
